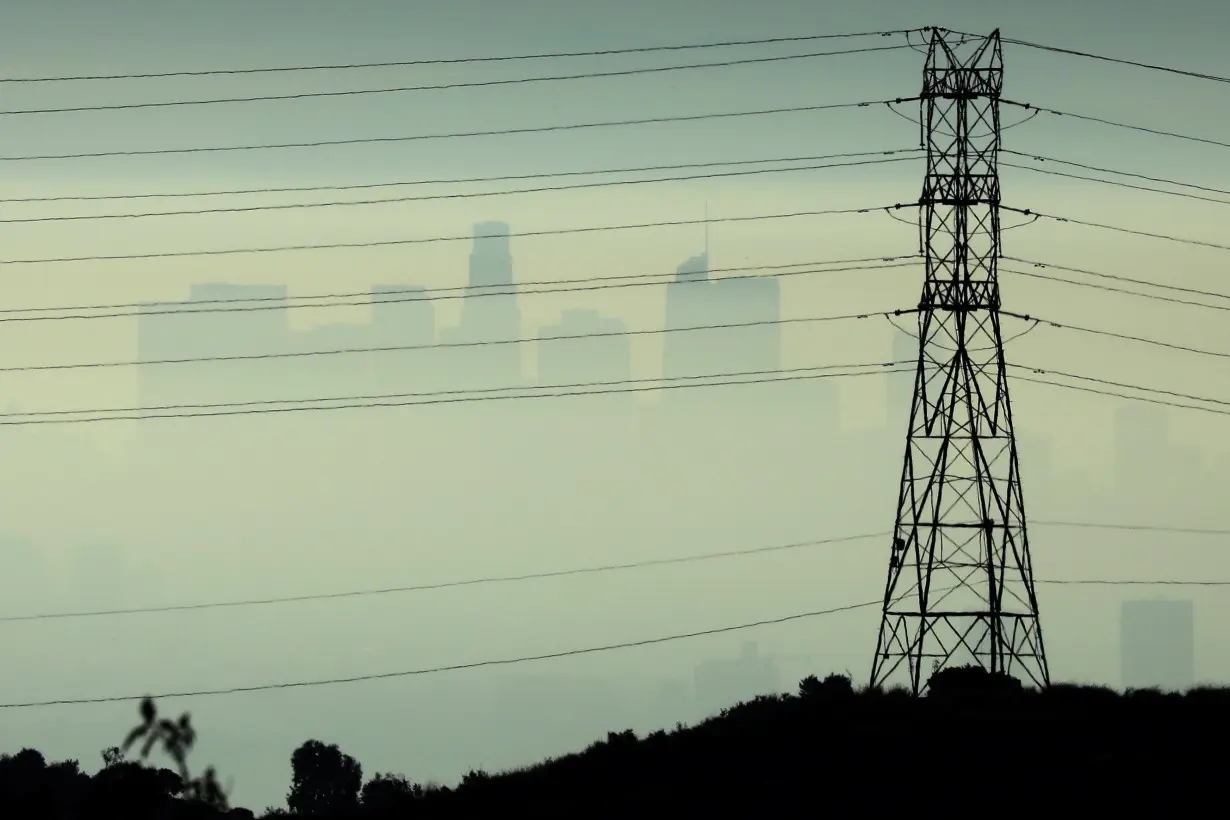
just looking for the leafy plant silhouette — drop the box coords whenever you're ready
[121,696,230,811]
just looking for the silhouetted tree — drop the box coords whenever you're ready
[287,740,362,816]
[360,772,420,812]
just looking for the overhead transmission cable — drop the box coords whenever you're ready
[0,596,893,709]
[1016,372,1230,418]
[1004,257,1230,303]
[1003,150,1230,199]
[1003,205,1230,254]
[1000,265,1230,314]
[1,361,909,421]
[0,363,916,427]
[0,532,891,622]
[0,204,896,265]
[994,34,1230,85]
[0,154,921,223]
[1003,162,1230,208]
[1001,99,1230,151]
[5,43,924,115]
[7,356,1230,426]
[4,29,920,83]
[1007,363,1230,410]
[1005,310,1230,362]
[5,562,1229,709]
[0,148,919,204]
[0,310,913,374]
[0,520,1224,624]
[0,98,918,162]
[0,257,920,325]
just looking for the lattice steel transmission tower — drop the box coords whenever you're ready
[868,28,1049,694]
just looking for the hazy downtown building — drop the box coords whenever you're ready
[1112,404,1169,499]
[1121,599,1195,691]
[369,285,437,392]
[662,252,781,385]
[537,309,631,389]
[693,641,782,720]
[138,283,292,409]
[438,222,524,392]
[138,281,438,410]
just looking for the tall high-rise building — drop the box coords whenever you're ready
[537,309,630,389]
[662,253,781,384]
[439,222,523,391]
[1121,599,1195,691]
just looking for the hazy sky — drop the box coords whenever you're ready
[1,0,1229,811]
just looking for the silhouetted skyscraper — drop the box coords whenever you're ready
[1121,599,1194,691]
[439,222,523,391]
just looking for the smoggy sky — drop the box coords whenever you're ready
[0,0,1225,458]
[0,1,1228,810]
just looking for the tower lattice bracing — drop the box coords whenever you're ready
[869,29,1049,694]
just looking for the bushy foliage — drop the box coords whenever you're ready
[4,673,1229,817]
[286,740,362,816]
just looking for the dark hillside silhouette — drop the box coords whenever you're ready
[3,670,1230,818]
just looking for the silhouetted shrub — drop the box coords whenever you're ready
[927,664,1024,699]
[799,672,855,700]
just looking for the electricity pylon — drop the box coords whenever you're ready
[869,28,1049,695]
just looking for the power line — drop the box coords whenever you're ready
[6,43,921,115]
[1036,521,1230,536]
[1015,372,1230,418]
[0,531,890,623]
[0,98,911,162]
[0,155,920,223]
[0,148,920,204]
[1003,161,1230,208]
[1007,363,1230,409]
[1004,257,1230,303]
[0,520,1220,624]
[1001,265,1230,314]
[4,568,1227,708]
[0,596,888,709]
[0,310,911,374]
[4,30,918,83]
[1003,205,1230,254]
[1002,150,1230,199]
[4,361,904,420]
[0,258,920,325]
[997,35,1230,85]
[0,204,893,265]
[1001,99,1230,151]
[0,364,917,427]
[1005,310,1230,362]
[1044,578,1230,586]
